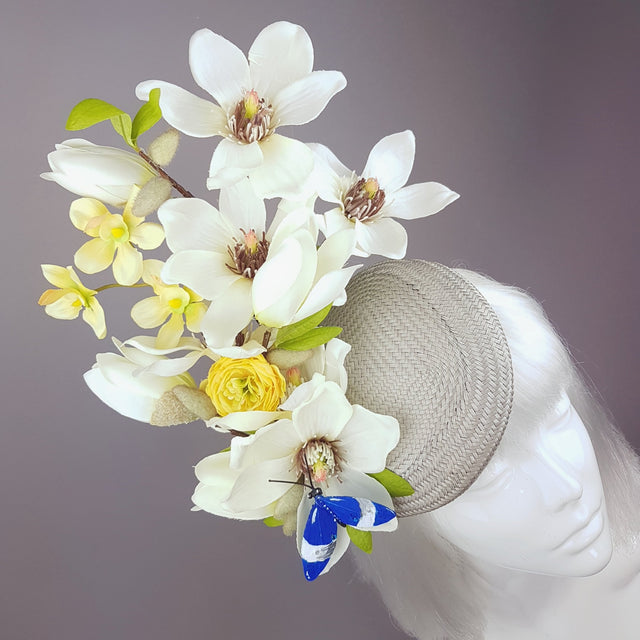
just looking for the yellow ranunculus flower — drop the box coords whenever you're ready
[205,355,286,417]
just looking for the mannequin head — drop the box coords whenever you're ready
[336,265,640,639]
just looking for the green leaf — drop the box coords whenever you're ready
[368,468,415,497]
[273,304,333,347]
[276,326,342,351]
[110,113,135,148]
[263,516,283,528]
[66,98,128,130]
[131,88,162,143]
[346,526,372,553]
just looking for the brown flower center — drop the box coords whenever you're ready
[343,177,386,222]
[228,90,274,144]
[227,229,269,279]
[295,438,342,485]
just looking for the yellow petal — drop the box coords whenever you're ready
[156,313,185,349]
[130,221,165,250]
[113,242,142,285]
[41,264,76,289]
[74,238,115,274]
[131,296,169,328]
[44,292,83,319]
[69,198,109,235]
[83,299,107,338]
[185,301,207,332]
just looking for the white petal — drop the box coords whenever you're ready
[248,134,314,199]
[158,198,234,254]
[274,71,346,127]
[138,352,205,377]
[218,179,266,234]
[292,381,352,442]
[162,250,238,300]
[383,181,460,220]
[252,230,317,327]
[207,411,284,433]
[248,21,313,99]
[325,468,397,531]
[210,340,266,359]
[308,144,350,205]
[121,335,203,355]
[291,264,360,323]
[207,139,264,190]
[339,405,400,473]
[315,228,356,279]
[199,278,254,349]
[224,456,294,512]
[193,452,271,520]
[323,339,351,392]
[229,420,300,468]
[363,130,415,193]
[189,29,250,111]
[279,374,326,411]
[136,80,227,137]
[354,217,407,259]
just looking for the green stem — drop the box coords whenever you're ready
[95,283,150,293]
[138,149,194,198]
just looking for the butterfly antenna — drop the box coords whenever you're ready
[303,449,322,499]
[268,479,313,490]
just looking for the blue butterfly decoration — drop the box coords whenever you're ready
[300,486,396,581]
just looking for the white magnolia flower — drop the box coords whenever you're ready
[193,378,399,573]
[312,130,460,259]
[84,339,198,423]
[136,21,346,198]
[158,181,358,350]
[41,139,156,207]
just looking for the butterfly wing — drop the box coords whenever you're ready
[321,495,396,529]
[301,498,338,582]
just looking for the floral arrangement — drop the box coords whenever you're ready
[39,21,458,581]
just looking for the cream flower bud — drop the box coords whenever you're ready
[41,138,157,206]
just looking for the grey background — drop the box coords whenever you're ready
[3,1,638,638]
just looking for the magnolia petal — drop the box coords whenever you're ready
[131,296,169,328]
[199,278,253,349]
[323,339,351,392]
[248,134,314,199]
[224,456,294,512]
[113,243,143,286]
[292,381,352,442]
[363,130,415,193]
[138,352,205,377]
[308,144,350,205]
[136,80,228,138]
[84,366,155,422]
[162,250,238,300]
[354,217,407,259]
[323,208,353,238]
[291,264,360,323]
[121,335,204,355]
[74,238,115,274]
[189,29,250,111]
[130,222,165,250]
[158,198,234,254]
[207,139,264,190]
[325,468,397,532]
[83,300,107,339]
[275,71,346,127]
[280,373,326,411]
[338,405,400,473]
[69,198,108,233]
[248,21,313,99]
[315,228,356,280]
[229,420,301,469]
[207,411,284,433]
[252,230,317,327]
[209,340,266,359]
[383,181,460,220]
[218,179,266,235]
[156,314,185,349]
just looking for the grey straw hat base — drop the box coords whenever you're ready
[327,260,514,516]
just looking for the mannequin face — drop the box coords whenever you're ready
[431,393,613,576]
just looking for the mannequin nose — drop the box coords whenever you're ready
[536,458,584,511]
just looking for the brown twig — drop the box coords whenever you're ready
[138,149,194,198]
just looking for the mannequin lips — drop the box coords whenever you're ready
[554,500,604,553]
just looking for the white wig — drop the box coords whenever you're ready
[351,269,640,640]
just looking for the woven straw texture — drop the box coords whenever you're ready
[327,260,514,516]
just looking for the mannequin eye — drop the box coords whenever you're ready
[470,465,513,493]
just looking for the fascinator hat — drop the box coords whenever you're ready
[329,260,514,516]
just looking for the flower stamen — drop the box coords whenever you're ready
[295,439,342,485]
[228,90,274,144]
[343,177,386,221]
[226,229,270,278]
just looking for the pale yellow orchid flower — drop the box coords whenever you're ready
[38,265,106,338]
[71,186,164,286]
[130,259,207,349]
